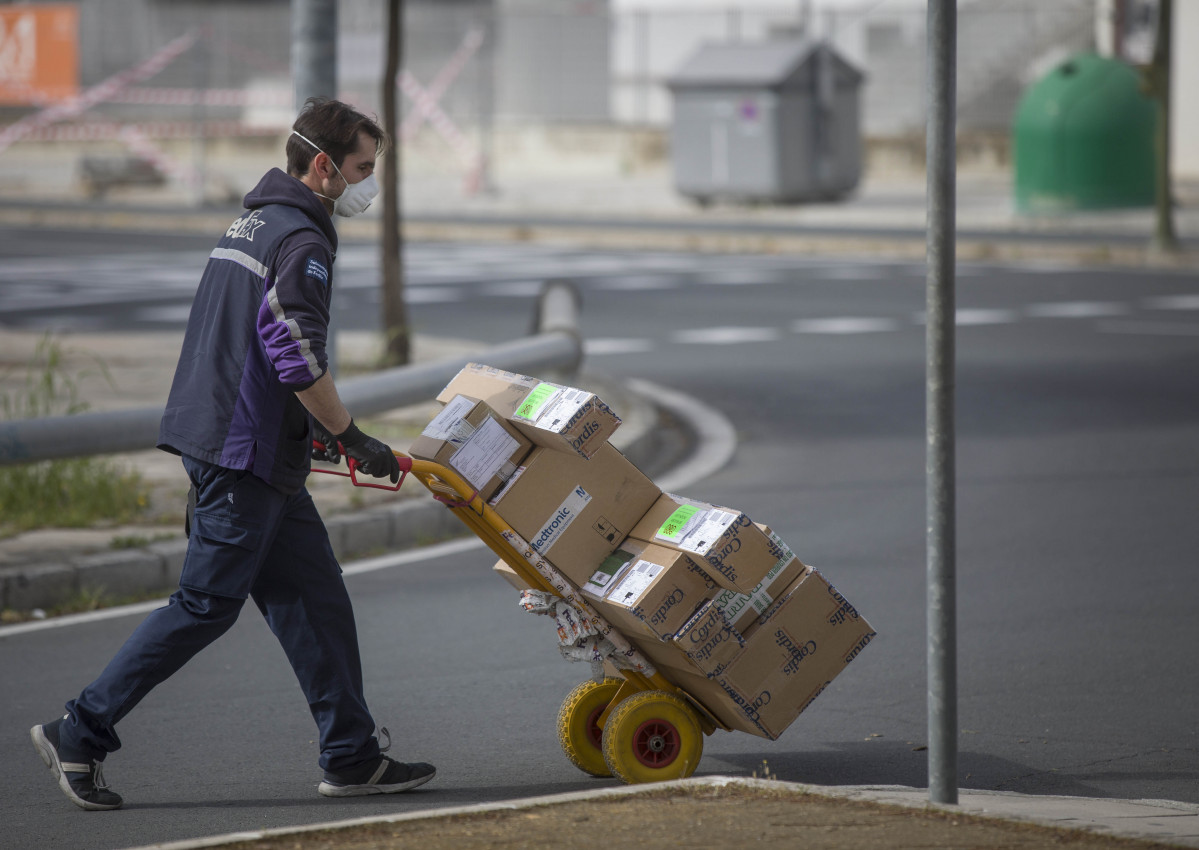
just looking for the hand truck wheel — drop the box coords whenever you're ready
[557,677,624,777]
[601,689,703,784]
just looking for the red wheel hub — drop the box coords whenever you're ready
[585,704,607,750]
[632,718,680,768]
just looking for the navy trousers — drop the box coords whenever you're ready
[58,456,381,773]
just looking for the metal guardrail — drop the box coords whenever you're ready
[0,280,582,466]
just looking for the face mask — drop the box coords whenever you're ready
[291,131,379,218]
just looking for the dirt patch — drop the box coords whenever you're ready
[221,784,1178,850]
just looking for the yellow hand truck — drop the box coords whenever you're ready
[316,451,730,784]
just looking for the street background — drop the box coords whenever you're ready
[1,1,1198,849]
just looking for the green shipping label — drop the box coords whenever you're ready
[656,504,700,542]
[515,382,560,421]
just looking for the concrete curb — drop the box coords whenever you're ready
[117,776,1199,850]
[0,372,672,614]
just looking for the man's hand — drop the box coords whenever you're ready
[312,420,342,464]
[336,420,401,483]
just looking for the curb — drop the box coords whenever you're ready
[0,372,676,615]
[117,776,1199,850]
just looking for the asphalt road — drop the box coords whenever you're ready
[2,227,1197,850]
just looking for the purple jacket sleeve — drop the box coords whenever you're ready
[257,234,333,390]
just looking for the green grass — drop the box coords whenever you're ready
[0,336,150,537]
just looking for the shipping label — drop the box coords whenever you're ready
[607,559,664,608]
[514,382,563,422]
[677,509,739,555]
[530,485,591,554]
[583,548,637,598]
[535,388,592,434]
[655,504,702,544]
[421,394,477,442]
[449,418,519,490]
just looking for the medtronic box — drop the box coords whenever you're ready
[436,363,621,459]
[582,539,718,642]
[716,569,875,740]
[488,444,660,587]
[408,395,531,501]
[629,494,792,594]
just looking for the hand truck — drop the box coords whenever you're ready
[315,451,731,784]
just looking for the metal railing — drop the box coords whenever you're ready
[0,281,581,466]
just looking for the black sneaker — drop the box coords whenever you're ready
[318,755,436,797]
[31,716,123,811]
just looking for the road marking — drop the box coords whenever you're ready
[1025,301,1129,319]
[671,326,781,345]
[1095,320,1199,337]
[912,308,1019,326]
[584,337,656,355]
[406,288,463,304]
[484,280,546,298]
[626,378,737,494]
[586,275,681,292]
[0,538,486,638]
[694,270,784,286]
[1143,294,1199,311]
[792,316,901,334]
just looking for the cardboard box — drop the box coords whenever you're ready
[488,443,660,587]
[712,533,808,635]
[719,570,875,739]
[437,363,621,459]
[630,494,793,594]
[408,395,532,501]
[491,558,537,592]
[584,540,719,642]
[632,570,874,741]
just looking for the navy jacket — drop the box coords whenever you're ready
[159,169,337,493]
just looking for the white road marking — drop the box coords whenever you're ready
[792,316,901,334]
[405,288,463,304]
[912,309,1020,326]
[1025,301,1129,319]
[0,538,487,638]
[1143,294,1199,311]
[484,280,547,298]
[671,326,781,345]
[583,337,657,355]
[586,275,681,291]
[1095,320,1199,337]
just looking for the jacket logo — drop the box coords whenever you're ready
[226,210,266,242]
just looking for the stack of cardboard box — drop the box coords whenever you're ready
[415,363,875,741]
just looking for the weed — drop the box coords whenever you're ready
[0,336,149,536]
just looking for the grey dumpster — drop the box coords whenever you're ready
[667,39,864,205]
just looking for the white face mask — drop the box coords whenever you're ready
[291,131,379,218]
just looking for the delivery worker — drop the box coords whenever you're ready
[30,98,435,811]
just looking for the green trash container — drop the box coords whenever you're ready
[1013,52,1157,212]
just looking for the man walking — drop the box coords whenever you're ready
[31,99,435,810]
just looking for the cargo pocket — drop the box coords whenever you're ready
[180,511,264,599]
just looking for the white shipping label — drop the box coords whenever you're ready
[607,560,664,608]
[534,388,591,433]
[488,462,527,507]
[449,418,519,490]
[678,508,739,554]
[530,486,592,554]
[421,395,477,442]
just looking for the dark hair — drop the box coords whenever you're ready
[286,97,388,177]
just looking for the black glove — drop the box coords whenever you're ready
[336,419,401,483]
[311,419,342,464]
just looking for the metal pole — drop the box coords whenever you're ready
[926,0,958,806]
[291,0,339,374]
[291,0,338,107]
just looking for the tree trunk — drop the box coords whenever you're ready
[380,0,410,365]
